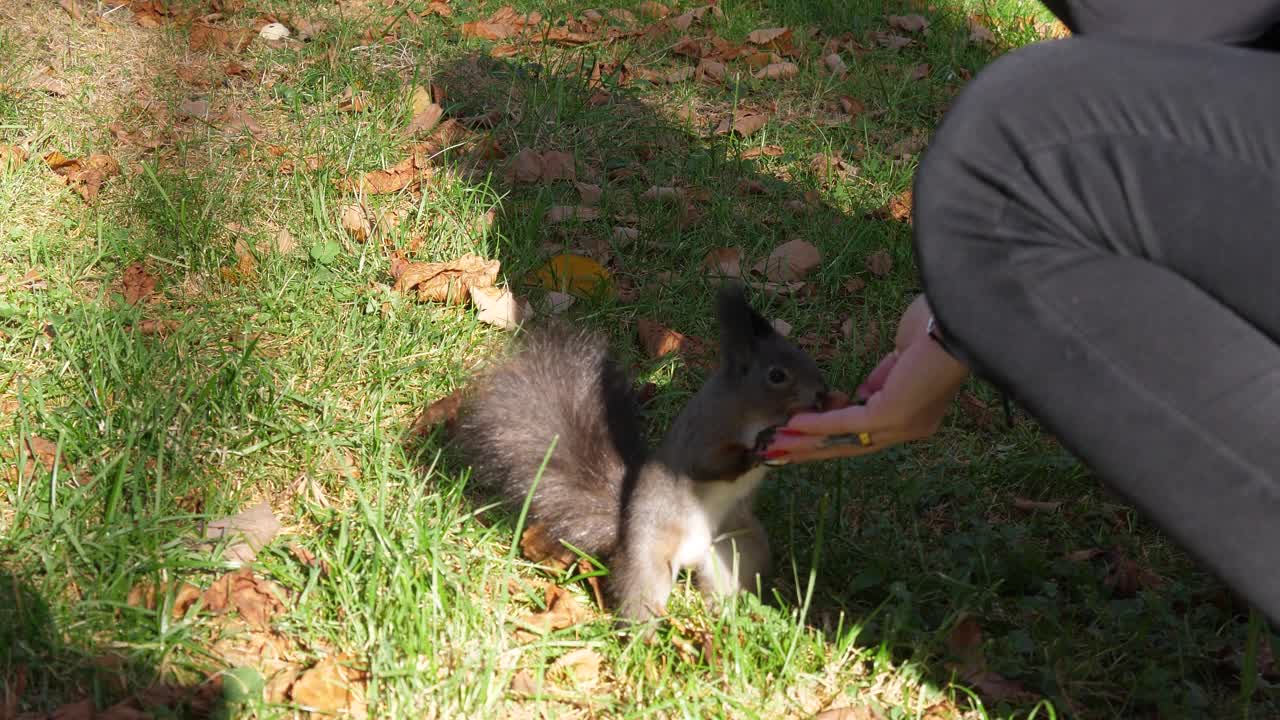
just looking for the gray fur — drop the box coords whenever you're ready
[455,283,829,623]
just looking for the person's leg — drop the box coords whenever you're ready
[1040,0,1280,48]
[913,35,1280,624]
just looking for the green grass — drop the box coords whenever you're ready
[1,0,1276,718]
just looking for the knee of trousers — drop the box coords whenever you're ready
[911,38,1100,362]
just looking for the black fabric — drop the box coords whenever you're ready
[912,5,1280,624]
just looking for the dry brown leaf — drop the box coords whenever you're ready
[401,103,444,138]
[0,144,28,170]
[1065,548,1105,563]
[336,87,370,113]
[753,62,798,80]
[746,27,790,44]
[968,16,996,44]
[273,228,297,254]
[59,0,83,21]
[406,388,465,439]
[470,286,531,330]
[219,110,265,139]
[542,291,576,314]
[888,133,927,159]
[545,205,600,224]
[204,501,281,564]
[178,98,210,119]
[340,203,372,242]
[552,648,603,686]
[132,319,179,337]
[840,95,866,118]
[1012,497,1062,513]
[344,149,432,194]
[506,148,542,183]
[1104,550,1165,596]
[702,247,743,278]
[575,182,603,206]
[520,523,576,570]
[637,318,711,366]
[461,6,541,39]
[612,226,639,243]
[770,318,792,337]
[715,112,768,138]
[815,707,882,720]
[909,63,930,81]
[517,584,592,634]
[870,31,913,49]
[755,239,821,282]
[737,179,767,195]
[540,150,576,182]
[201,569,285,629]
[872,189,913,224]
[811,153,856,180]
[666,66,696,83]
[741,145,783,159]
[865,249,893,277]
[638,1,670,18]
[640,185,683,203]
[888,14,930,33]
[392,253,500,304]
[27,66,69,96]
[189,24,254,53]
[839,317,855,339]
[290,656,367,715]
[672,36,703,58]
[426,1,451,17]
[45,152,120,202]
[824,53,848,76]
[695,58,726,83]
[119,261,158,305]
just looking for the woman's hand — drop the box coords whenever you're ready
[764,295,971,464]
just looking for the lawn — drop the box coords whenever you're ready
[1,0,1276,718]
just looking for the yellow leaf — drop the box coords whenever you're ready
[529,254,612,297]
[409,85,433,116]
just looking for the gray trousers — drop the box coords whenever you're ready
[914,1,1280,623]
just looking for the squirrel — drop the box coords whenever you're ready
[455,283,830,622]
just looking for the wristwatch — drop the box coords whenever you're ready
[926,314,954,356]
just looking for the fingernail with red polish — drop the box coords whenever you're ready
[776,428,806,437]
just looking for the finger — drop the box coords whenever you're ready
[781,399,884,436]
[772,434,902,464]
[856,352,899,401]
[762,433,827,454]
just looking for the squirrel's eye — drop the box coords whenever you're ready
[767,367,790,385]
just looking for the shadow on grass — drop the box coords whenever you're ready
[393,2,1280,717]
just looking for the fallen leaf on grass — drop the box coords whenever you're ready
[461,6,541,40]
[665,66,696,83]
[753,62,798,80]
[552,648,603,686]
[470,286,532,330]
[771,319,792,337]
[520,523,577,570]
[702,247,743,279]
[541,291,576,314]
[119,261,158,305]
[871,189,913,223]
[870,31,913,49]
[45,152,120,202]
[888,133,927,159]
[258,22,289,41]
[219,110,265,139]
[824,53,848,76]
[178,98,211,119]
[59,0,83,21]
[401,103,444,138]
[290,655,367,715]
[189,24,254,53]
[505,148,576,183]
[545,205,600,224]
[639,185,683,203]
[406,388,465,439]
[637,318,711,366]
[26,66,69,96]
[517,584,592,634]
[204,501,281,564]
[968,16,996,44]
[576,182,602,205]
[888,14,930,33]
[340,203,372,242]
[946,616,1039,704]
[909,63,930,80]
[1011,497,1062,513]
[529,254,611,297]
[815,707,882,720]
[392,253,500,304]
[754,239,822,282]
[742,145,783,159]
[715,112,768,138]
[612,226,639,243]
[1104,550,1165,596]
[865,249,893,277]
[202,568,286,629]
[0,144,28,170]
[811,153,857,181]
[342,151,432,195]
[746,27,791,45]
[271,228,297,254]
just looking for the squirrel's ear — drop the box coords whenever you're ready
[716,281,775,364]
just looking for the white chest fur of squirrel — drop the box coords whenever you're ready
[456,283,829,623]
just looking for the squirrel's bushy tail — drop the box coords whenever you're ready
[455,325,646,558]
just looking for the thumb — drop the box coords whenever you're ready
[781,399,881,436]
